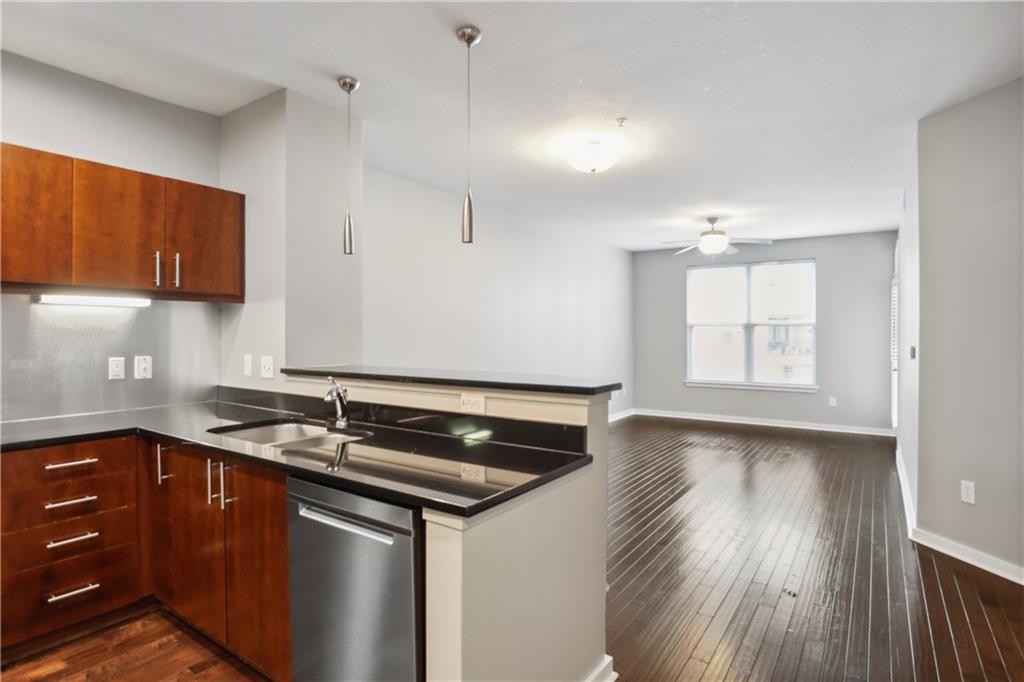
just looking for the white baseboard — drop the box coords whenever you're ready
[894,444,917,530]
[608,408,637,423]
[910,527,1024,586]
[584,655,618,682]
[619,407,895,437]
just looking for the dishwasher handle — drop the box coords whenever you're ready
[297,504,394,546]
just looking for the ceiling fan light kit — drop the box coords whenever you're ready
[668,217,774,257]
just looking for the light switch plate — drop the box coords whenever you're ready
[960,480,976,505]
[243,354,253,377]
[460,393,486,414]
[828,396,838,408]
[108,357,125,380]
[133,355,153,379]
[260,355,274,379]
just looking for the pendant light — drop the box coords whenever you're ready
[456,25,481,243]
[337,75,360,255]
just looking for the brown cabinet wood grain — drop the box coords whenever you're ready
[159,445,227,644]
[165,179,244,298]
[2,506,138,576]
[72,159,166,290]
[2,471,137,534]
[2,437,135,490]
[225,462,291,681]
[0,144,73,284]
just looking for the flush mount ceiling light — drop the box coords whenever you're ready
[457,25,482,244]
[337,75,360,255]
[36,294,151,308]
[547,122,633,174]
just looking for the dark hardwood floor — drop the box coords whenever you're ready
[607,416,1023,682]
[2,610,260,681]
[4,416,1020,681]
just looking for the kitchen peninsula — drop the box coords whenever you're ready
[1,369,621,682]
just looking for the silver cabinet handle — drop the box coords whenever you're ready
[155,250,162,286]
[46,531,99,549]
[219,461,229,509]
[44,495,98,510]
[156,444,173,485]
[44,457,99,471]
[297,504,394,545]
[174,252,181,288]
[207,458,213,505]
[47,583,100,604]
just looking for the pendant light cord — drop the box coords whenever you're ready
[466,43,472,193]
[347,89,352,211]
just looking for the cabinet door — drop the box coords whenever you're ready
[165,179,244,298]
[225,462,291,681]
[1,143,73,284]
[72,159,165,290]
[163,446,227,643]
[143,442,175,605]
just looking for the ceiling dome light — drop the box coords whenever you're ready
[698,229,730,255]
[547,130,632,173]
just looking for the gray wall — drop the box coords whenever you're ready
[1,54,222,420]
[916,78,1023,566]
[633,231,897,431]
[361,168,634,414]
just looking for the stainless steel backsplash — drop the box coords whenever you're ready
[1,294,220,421]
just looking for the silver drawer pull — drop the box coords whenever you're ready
[298,504,394,545]
[46,531,100,549]
[44,494,98,510]
[44,457,99,471]
[47,582,100,604]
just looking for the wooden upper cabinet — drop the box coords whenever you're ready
[72,159,166,290]
[1,144,73,284]
[166,179,244,298]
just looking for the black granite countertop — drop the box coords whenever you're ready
[0,401,591,517]
[280,364,622,395]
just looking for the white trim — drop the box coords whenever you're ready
[910,527,1024,586]
[584,655,618,682]
[608,408,637,423]
[894,443,916,530]
[684,380,819,394]
[629,408,895,437]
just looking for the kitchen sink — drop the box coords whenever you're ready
[209,420,372,449]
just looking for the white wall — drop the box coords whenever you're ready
[361,168,634,414]
[1,53,222,419]
[916,78,1023,569]
[633,232,897,432]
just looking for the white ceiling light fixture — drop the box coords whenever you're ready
[665,217,774,256]
[548,119,633,174]
[457,25,482,244]
[36,294,152,308]
[337,75,360,256]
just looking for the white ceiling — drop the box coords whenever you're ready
[3,2,1021,250]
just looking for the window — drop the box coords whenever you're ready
[686,260,816,388]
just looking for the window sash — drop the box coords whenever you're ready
[686,260,816,386]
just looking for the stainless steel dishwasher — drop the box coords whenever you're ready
[287,477,420,681]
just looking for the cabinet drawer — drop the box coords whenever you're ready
[1,542,141,646]
[2,506,138,576]
[1,471,136,534]
[2,437,135,490]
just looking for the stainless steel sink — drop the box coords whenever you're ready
[217,422,330,446]
[280,433,365,450]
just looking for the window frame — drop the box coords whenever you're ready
[685,258,818,392]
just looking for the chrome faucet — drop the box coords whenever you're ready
[324,376,350,429]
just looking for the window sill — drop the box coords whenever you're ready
[684,380,820,394]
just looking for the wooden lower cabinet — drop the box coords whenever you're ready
[143,440,291,680]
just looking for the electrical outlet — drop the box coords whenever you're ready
[133,355,152,379]
[828,396,838,408]
[260,355,274,379]
[960,480,976,505]
[460,462,487,482]
[108,357,125,380]
[460,393,486,414]
[243,354,253,377]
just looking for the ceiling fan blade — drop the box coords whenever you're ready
[662,240,698,245]
[673,245,699,255]
[730,238,773,245]
[725,245,739,255]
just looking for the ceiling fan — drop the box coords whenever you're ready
[663,217,773,256]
